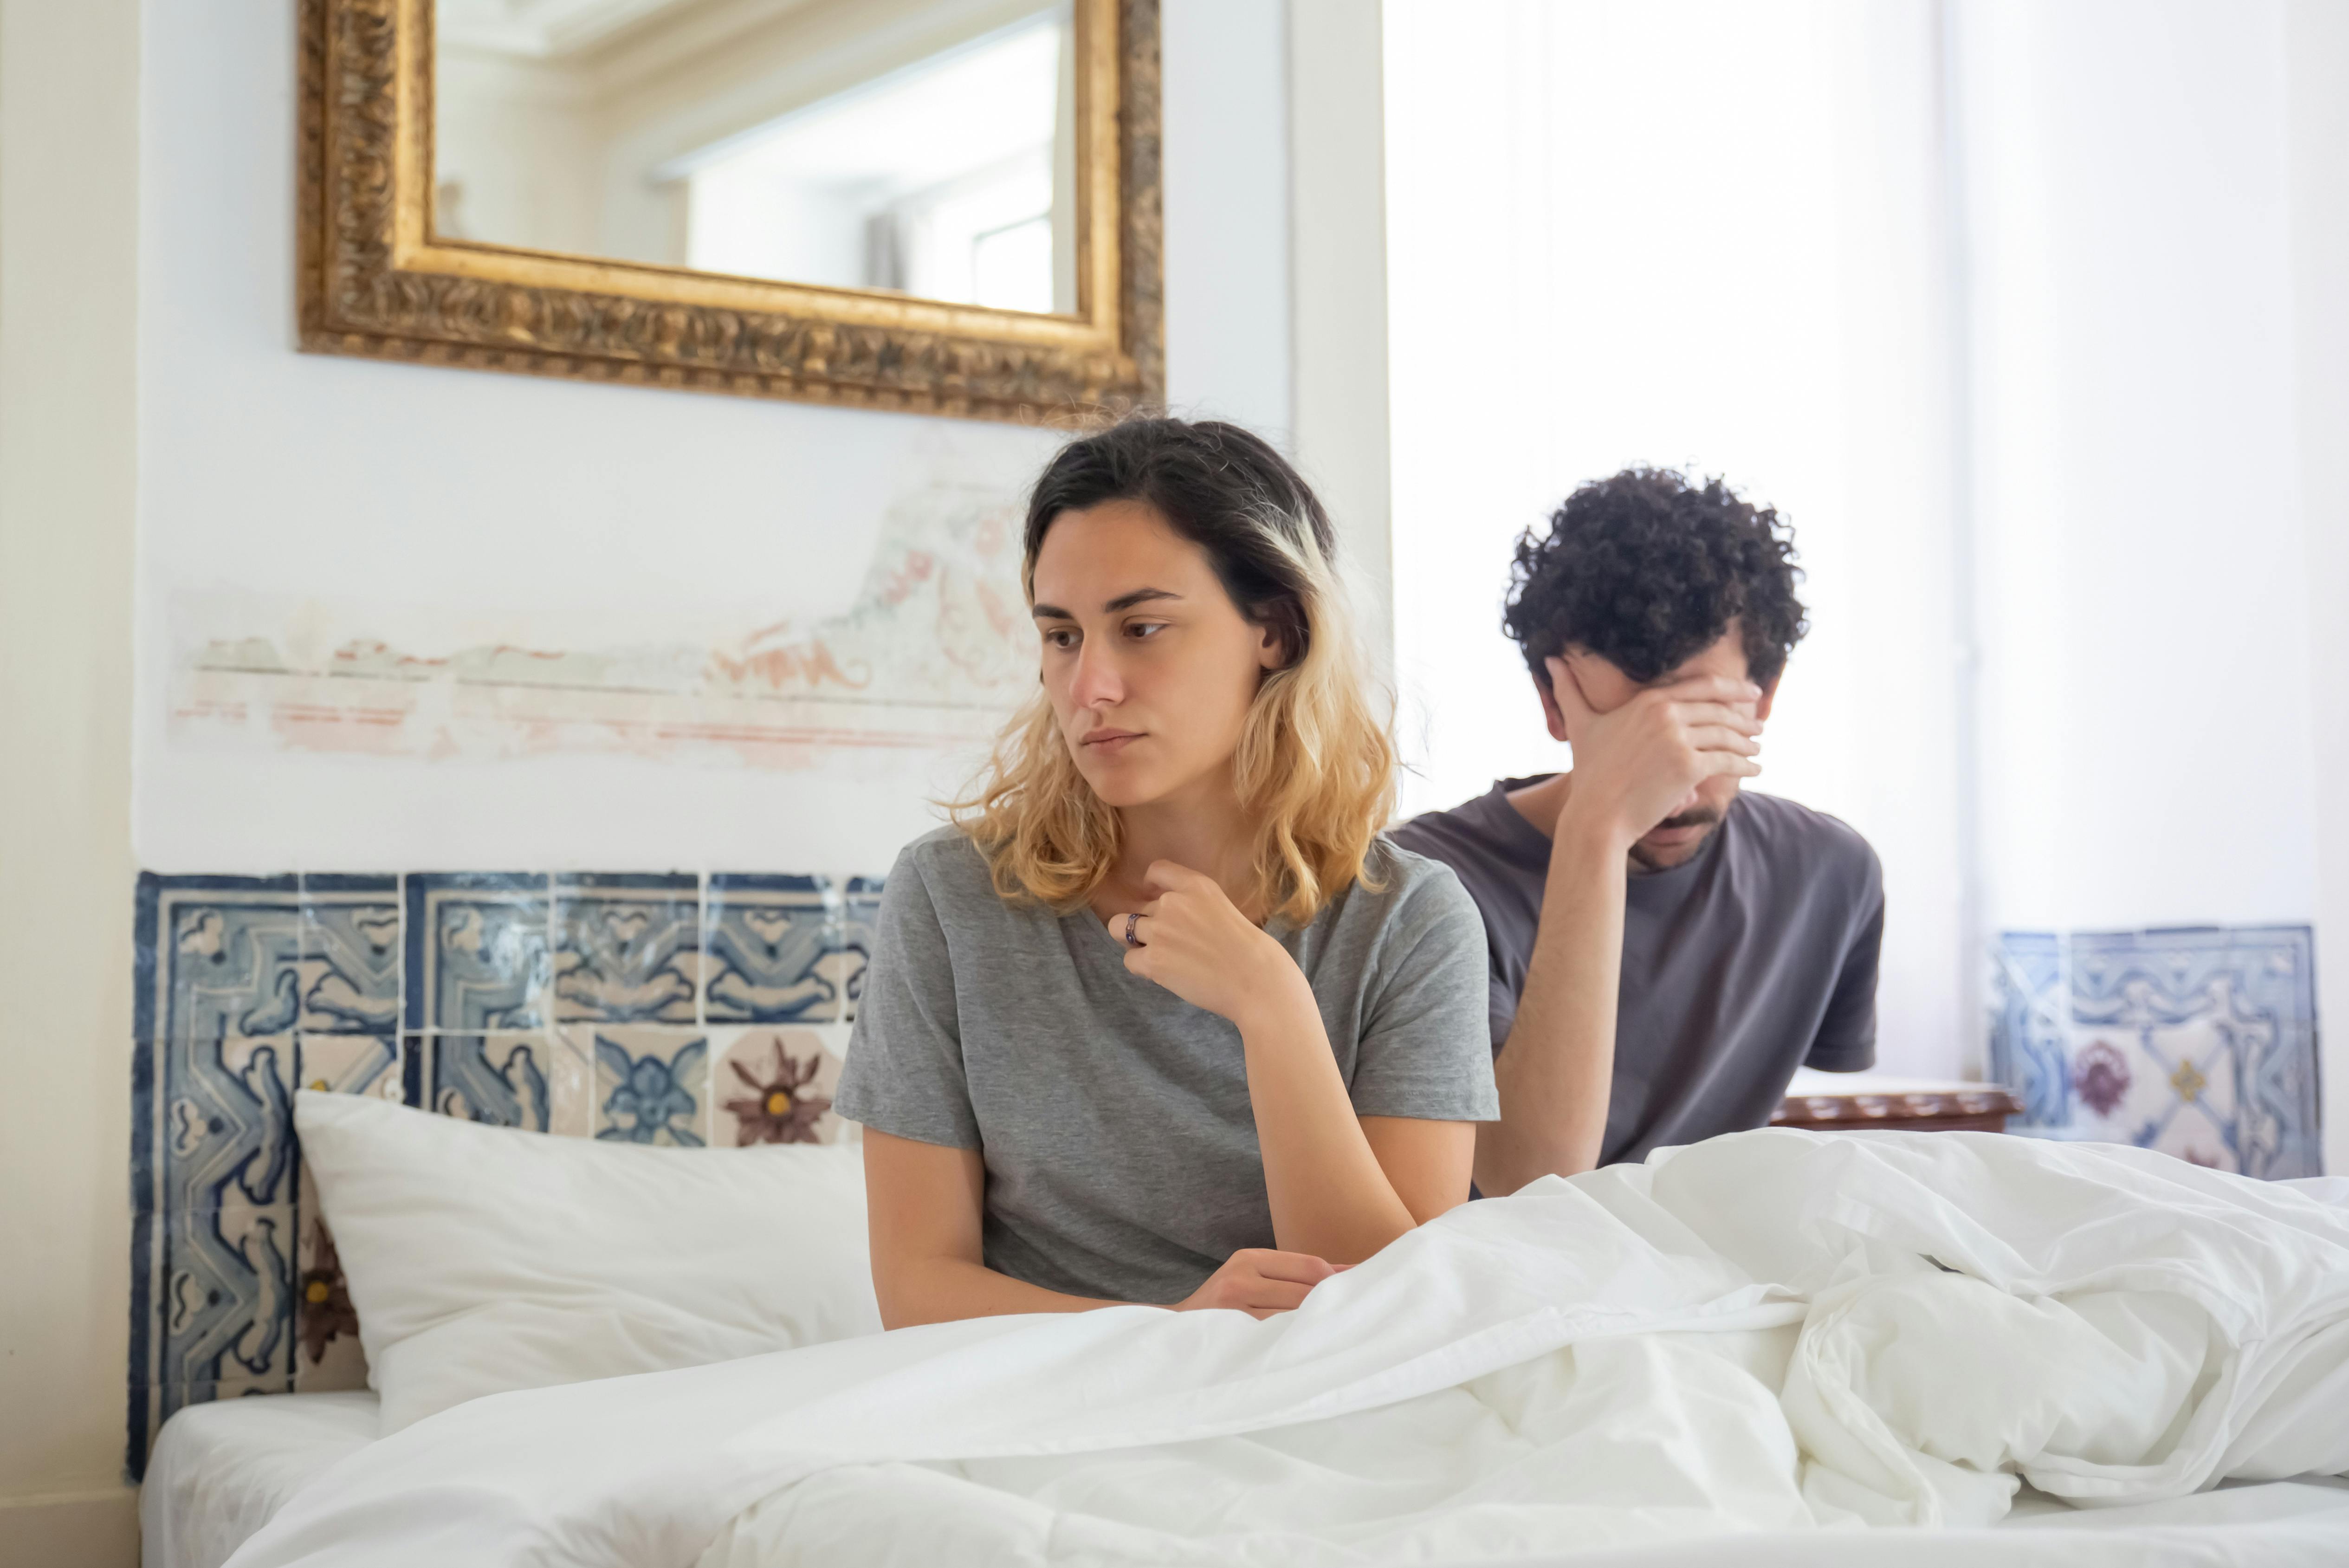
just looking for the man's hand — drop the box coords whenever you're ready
[1173,1248,1345,1318]
[1545,655,1763,849]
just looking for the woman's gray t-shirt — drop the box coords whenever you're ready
[834,827,1498,1306]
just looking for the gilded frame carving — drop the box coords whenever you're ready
[297,0,1162,423]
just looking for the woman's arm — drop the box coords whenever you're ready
[864,1129,1116,1328]
[864,1128,1349,1326]
[1114,862,1470,1263]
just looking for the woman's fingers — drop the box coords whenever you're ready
[1242,1279,1316,1313]
[1240,1248,1337,1284]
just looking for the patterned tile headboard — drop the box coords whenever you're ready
[126,869,881,1479]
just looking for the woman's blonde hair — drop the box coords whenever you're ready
[950,416,1396,926]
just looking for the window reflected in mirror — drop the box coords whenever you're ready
[434,0,1081,315]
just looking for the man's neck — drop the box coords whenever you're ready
[1504,771,1574,842]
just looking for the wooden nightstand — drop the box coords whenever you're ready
[1769,1069,2023,1135]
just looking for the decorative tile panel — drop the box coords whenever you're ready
[704,874,840,1023]
[554,873,700,1024]
[129,866,879,1478]
[841,875,885,1021]
[428,1034,554,1131]
[1990,926,2321,1179]
[298,875,401,1033]
[711,1027,845,1147]
[405,874,550,1032]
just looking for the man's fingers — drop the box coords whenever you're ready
[1658,673,1764,706]
[1684,725,1761,757]
[1699,752,1763,780]
[1672,701,1764,735]
[1545,655,1597,732]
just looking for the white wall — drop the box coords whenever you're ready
[1959,0,2321,937]
[0,1,142,1560]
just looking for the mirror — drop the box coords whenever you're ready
[297,0,1158,421]
[433,1,1081,314]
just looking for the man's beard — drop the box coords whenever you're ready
[1627,805,1723,872]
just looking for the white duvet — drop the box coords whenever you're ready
[229,1130,2349,1567]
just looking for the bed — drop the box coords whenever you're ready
[153,1390,2349,1568]
[158,1093,2349,1568]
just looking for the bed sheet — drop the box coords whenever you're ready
[141,1393,379,1568]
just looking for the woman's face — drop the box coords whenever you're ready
[1029,499,1281,811]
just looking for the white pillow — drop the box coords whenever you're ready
[294,1089,880,1434]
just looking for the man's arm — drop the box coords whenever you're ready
[1473,659,1763,1195]
[1473,805,1631,1192]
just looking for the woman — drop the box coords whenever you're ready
[835,417,1495,1326]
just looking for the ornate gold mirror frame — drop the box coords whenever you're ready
[298,0,1162,423]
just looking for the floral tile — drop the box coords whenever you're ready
[1990,926,2320,1178]
[710,1027,844,1147]
[291,1199,365,1393]
[298,874,401,1034]
[136,875,303,1045]
[577,1025,710,1146]
[840,875,885,1021]
[553,874,701,1024]
[704,875,840,1024]
[427,1033,555,1131]
[405,874,550,1032]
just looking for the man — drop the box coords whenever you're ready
[1392,467,1883,1195]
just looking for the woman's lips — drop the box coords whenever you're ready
[1081,729,1143,755]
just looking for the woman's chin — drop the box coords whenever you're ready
[1076,759,1166,810]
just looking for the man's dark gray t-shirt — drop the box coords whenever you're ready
[1391,781,1882,1166]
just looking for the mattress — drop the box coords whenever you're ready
[140,1392,379,1568]
[140,1386,2349,1568]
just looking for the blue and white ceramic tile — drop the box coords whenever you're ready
[704,875,840,1024]
[1990,926,2320,1178]
[840,875,884,1021]
[134,1032,298,1218]
[554,874,700,1024]
[406,874,550,1031]
[581,1026,711,1146]
[136,874,302,1046]
[546,1031,595,1137]
[427,1034,555,1131]
[709,1027,844,1147]
[128,1197,297,1473]
[293,1033,402,1100]
[298,875,401,1034]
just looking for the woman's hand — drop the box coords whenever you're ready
[1173,1248,1344,1318]
[1104,861,1309,1029]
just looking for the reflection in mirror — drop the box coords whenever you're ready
[434,0,1080,315]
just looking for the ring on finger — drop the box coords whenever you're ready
[1123,911,1144,948]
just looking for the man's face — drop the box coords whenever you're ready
[1538,622,1776,871]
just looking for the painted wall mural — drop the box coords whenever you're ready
[166,479,1035,769]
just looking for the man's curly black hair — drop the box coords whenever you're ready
[1502,467,1808,692]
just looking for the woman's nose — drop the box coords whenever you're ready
[1068,640,1124,709]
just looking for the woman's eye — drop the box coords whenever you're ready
[1127,621,1167,640]
[1043,628,1078,650]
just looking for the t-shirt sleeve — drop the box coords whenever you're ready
[1804,849,1884,1072]
[832,850,983,1148]
[1347,867,1503,1121]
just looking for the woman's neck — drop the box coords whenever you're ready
[1107,774,1259,914]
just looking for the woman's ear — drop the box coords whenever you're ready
[1256,622,1285,670]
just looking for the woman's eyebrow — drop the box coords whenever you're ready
[1029,588,1184,620]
